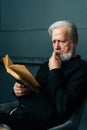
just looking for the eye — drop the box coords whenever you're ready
[52,40,56,44]
[60,40,65,44]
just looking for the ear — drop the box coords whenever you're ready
[74,39,78,46]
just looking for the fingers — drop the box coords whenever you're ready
[15,82,24,88]
[48,51,61,70]
[13,82,28,97]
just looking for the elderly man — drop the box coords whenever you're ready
[0,20,87,130]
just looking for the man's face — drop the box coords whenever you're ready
[52,26,76,61]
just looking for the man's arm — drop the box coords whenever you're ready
[47,64,87,116]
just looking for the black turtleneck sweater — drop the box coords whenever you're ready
[15,55,87,129]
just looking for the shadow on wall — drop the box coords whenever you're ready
[0,62,17,103]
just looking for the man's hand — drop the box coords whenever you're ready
[13,82,30,97]
[48,51,61,70]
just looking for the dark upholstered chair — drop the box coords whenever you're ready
[48,97,87,130]
[0,97,86,130]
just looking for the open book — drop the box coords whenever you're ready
[3,55,40,93]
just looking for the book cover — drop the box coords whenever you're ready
[3,55,40,93]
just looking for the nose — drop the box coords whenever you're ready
[55,41,61,49]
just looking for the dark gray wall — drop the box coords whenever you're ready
[0,0,87,129]
[0,0,87,59]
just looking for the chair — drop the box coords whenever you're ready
[0,124,12,130]
[48,97,87,130]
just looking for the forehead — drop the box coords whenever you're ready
[52,26,69,38]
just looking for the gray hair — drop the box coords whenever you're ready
[48,20,78,42]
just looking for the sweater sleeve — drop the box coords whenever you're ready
[47,64,87,116]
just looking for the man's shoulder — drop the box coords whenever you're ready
[77,58,87,74]
[74,55,87,66]
[80,58,87,66]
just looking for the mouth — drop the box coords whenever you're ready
[55,50,62,54]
